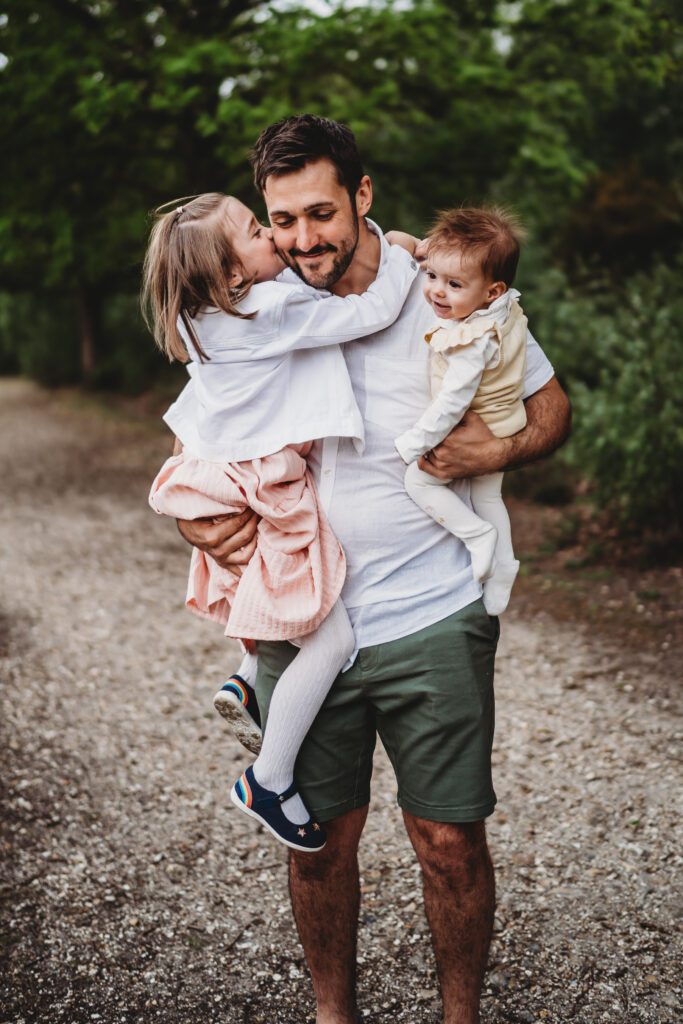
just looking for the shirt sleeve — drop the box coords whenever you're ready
[253,246,419,358]
[394,334,491,464]
[522,329,555,399]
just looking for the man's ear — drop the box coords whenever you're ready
[354,175,373,217]
[487,281,507,302]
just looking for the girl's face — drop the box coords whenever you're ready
[224,197,284,284]
[422,248,504,320]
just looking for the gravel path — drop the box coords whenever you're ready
[1,379,681,1024]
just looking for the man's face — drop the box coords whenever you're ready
[263,159,361,290]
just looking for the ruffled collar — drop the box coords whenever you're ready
[426,288,521,352]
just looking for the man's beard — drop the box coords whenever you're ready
[280,212,359,291]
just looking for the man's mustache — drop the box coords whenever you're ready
[288,244,337,258]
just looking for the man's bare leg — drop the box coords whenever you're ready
[289,805,368,1024]
[403,813,495,1024]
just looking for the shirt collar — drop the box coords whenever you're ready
[466,287,520,323]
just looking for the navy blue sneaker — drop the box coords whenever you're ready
[230,765,326,853]
[213,675,262,754]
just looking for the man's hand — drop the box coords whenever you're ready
[418,376,571,481]
[176,508,259,575]
[418,410,501,480]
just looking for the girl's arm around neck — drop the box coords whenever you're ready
[251,246,419,360]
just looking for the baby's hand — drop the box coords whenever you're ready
[386,230,419,255]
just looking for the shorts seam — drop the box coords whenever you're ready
[312,793,371,823]
[397,795,497,823]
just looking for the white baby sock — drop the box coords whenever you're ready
[252,599,354,825]
[466,527,498,582]
[483,560,520,616]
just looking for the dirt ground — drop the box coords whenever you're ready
[1,379,681,1024]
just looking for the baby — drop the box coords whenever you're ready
[395,207,528,615]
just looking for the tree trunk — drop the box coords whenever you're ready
[76,285,97,384]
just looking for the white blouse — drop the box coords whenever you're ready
[162,245,419,463]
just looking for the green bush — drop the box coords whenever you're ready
[525,254,683,534]
[0,291,81,386]
[568,260,683,533]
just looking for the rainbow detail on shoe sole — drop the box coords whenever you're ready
[235,772,252,808]
[223,678,248,705]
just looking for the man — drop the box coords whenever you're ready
[178,116,570,1024]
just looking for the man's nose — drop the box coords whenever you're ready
[296,219,319,253]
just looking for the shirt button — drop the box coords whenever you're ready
[410,259,417,270]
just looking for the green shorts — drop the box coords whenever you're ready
[255,598,499,824]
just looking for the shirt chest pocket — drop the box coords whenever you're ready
[362,355,430,435]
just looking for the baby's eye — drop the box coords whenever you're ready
[254,228,262,238]
[448,280,461,289]
[426,271,436,280]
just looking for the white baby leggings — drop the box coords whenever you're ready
[404,464,520,616]
[237,598,353,824]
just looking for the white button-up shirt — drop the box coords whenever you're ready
[302,224,554,661]
[163,245,418,463]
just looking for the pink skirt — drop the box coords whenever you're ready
[149,444,345,641]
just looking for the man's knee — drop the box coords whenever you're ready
[404,814,490,880]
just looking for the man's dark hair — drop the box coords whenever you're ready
[250,115,364,200]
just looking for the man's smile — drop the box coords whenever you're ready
[291,245,337,261]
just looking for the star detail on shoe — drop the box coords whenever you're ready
[297,828,306,837]
[313,823,321,831]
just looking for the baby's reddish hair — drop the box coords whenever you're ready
[427,206,526,287]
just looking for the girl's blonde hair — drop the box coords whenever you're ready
[141,192,254,363]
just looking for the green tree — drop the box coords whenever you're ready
[0,0,518,384]
[503,0,683,271]
[0,0,264,382]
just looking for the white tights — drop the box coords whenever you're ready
[251,598,353,823]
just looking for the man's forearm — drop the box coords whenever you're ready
[498,376,572,472]
[422,376,571,481]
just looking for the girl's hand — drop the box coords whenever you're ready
[385,230,419,255]
[176,508,259,575]
[414,237,429,263]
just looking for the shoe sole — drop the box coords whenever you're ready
[213,691,262,754]
[230,787,326,854]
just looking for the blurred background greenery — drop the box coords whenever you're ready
[1,0,682,542]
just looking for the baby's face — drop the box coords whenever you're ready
[422,248,497,321]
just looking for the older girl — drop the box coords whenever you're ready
[143,193,417,852]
